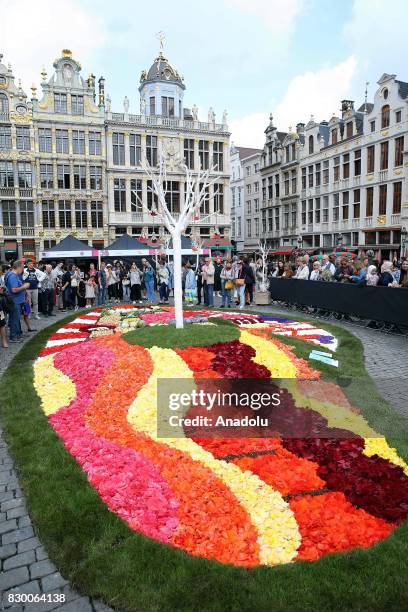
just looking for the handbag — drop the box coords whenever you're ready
[235,278,245,286]
[225,280,234,290]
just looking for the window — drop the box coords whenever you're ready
[255,218,259,236]
[254,163,259,172]
[333,193,339,221]
[315,163,321,187]
[393,182,402,214]
[16,126,30,150]
[395,110,402,124]
[379,184,387,215]
[71,130,85,155]
[291,203,297,227]
[247,201,252,214]
[354,149,361,176]
[20,201,34,227]
[274,207,280,230]
[40,163,53,189]
[213,141,224,171]
[370,120,375,133]
[308,165,313,188]
[237,217,242,236]
[114,178,126,212]
[38,128,52,153]
[301,167,306,189]
[149,97,155,115]
[129,134,141,165]
[323,160,329,184]
[57,164,71,189]
[308,135,314,154]
[91,201,103,228]
[308,199,313,224]
[112,132,125,165]
[161,97,174,117]
[346,121,353,138]
[343,153,350,179]
[73,165,86,190]
[0,161,14,187]
[284,171,290,195]
[2,201,16,226]
[381,105,390,129]
[89,165,102,190]
[58,200,72,228]
[334,156,340,181]
[246,219,252,237]
[164,181,180,213]
[254,181,259,193]
[89,131,101,155]
[353,189,360,218]
[198,140,209,170]
[331,128,338,145]
[75,200,88,228]
[42,200,55,228]
[146,135,157,166]
[366,187,373,216]
[380,141,389,170]
[268,209,272,231]
[291,169,297,193]
[0,93,9,118]
[17,162,32,188]
[315,197,321,224]
[184,138,194,169]
[56,129,69,154]
[199,182,210,215]
[0,126,12,150]
[214,184,224,214]
[130,179,142,211]
[254,199,260,213]
[147,180,158,210]
[71,95,84,115]
[301,200,306,225]
[322,195,329,222]
[394,136,404,167]
[367,145,375,173]
[54,93,67,113]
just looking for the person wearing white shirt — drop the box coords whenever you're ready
[295,257,310,280]
[321,254,335,277]
[310,261,321,281]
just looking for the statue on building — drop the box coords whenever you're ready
[222,109,228,125]
[140,96,146,114]
[106,94,111,112]
[208,107,215,124]
[123,96,129,113]
[192,104,198,120]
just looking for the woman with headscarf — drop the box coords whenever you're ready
[366,265,379,286]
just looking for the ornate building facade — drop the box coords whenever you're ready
[0,46,231,260]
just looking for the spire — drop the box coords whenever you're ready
[363,81,369,112]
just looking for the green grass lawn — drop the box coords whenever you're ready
[0,313,407,611]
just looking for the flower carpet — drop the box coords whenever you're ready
[32,306,408,569]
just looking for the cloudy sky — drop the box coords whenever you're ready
[2,0,407,147]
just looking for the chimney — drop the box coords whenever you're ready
[341,100,354,118]
[296,122,305,135]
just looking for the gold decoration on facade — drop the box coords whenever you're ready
[38,92,52,109]
[380,130,389,137]
[62,49,72,57]
[9,110,33,124]
[377,215,386,225]
[84,96,99,114]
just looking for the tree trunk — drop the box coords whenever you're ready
[172,230,184,329]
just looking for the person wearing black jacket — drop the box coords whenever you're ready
[242,257,255,305]
[196,258,205,305]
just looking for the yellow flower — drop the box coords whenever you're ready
[33,356,76,416]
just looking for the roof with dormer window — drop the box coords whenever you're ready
[139,51,185,90]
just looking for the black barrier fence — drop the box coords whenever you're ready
[269,278,408,326]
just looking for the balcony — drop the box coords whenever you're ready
[342,179,349,188]
[19,188,33,198]
[364,217,373,227]
[352,218,360,228]
[0,112,9,122]
[332,221,339,231]
[354,176,361,186]
[131,212,143,223]
[391,214,401,225]
[0,187,15,197]
[21,227,35,236]
[379,170,388,181]
[108,113,227,133]
[341,220,349,230]
[3,226,16,236]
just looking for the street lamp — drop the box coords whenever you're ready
[401,226,407,258]
[337,232,343,248]
[297,235,303,248]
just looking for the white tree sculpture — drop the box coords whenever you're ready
[133,154,217,328]
[257,240,271,292]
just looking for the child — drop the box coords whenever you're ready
[85,274,96,308]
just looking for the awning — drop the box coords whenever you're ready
[270,247,294,255]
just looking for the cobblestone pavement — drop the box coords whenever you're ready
[0,303,406,610]
[0,310,112,612]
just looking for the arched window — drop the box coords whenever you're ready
[308,135,314,154]
[381,104,390,129]
[0,93,9,118]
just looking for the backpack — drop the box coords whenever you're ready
[0,292,14,314]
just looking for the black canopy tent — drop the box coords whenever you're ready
[39,235,96,263]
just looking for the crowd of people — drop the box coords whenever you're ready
[270,254,408,288]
